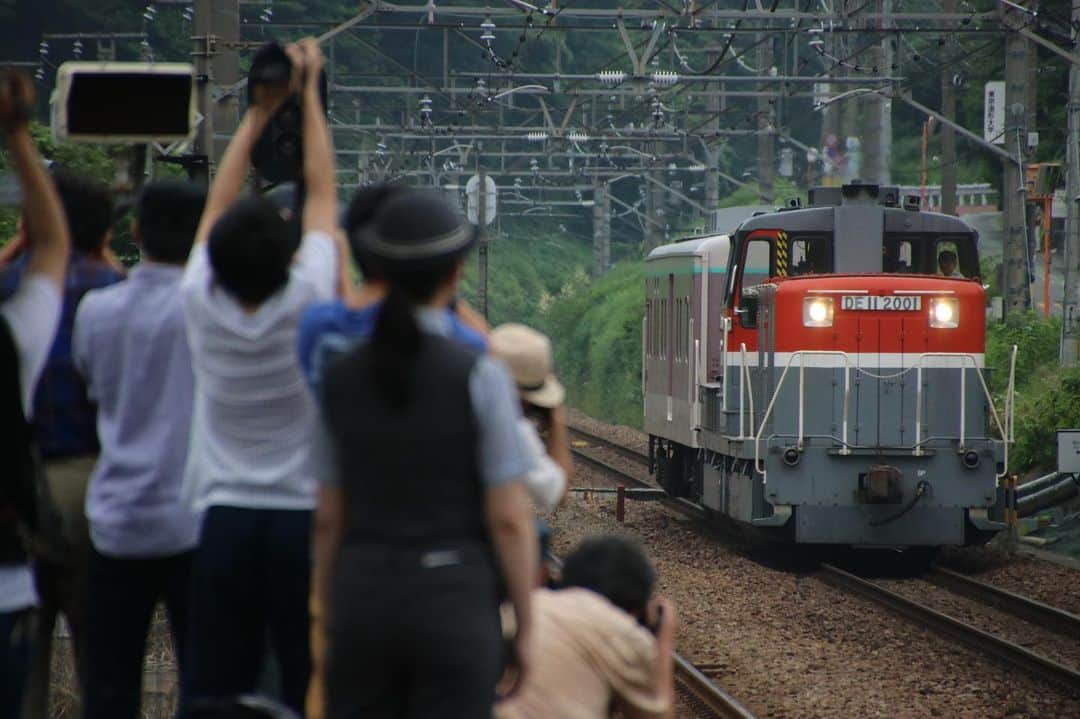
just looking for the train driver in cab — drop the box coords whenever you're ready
[938,250,965,278]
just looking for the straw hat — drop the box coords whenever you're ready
[490,323,565,409]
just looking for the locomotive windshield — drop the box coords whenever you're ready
[884,233,979,278]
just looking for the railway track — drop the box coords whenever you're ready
[568,427,1080,698]
[817,564,1080,696]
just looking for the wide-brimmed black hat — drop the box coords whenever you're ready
[356,188,477,271]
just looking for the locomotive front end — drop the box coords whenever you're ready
[747,275,1006,547]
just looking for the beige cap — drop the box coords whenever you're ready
[489,323,566,409]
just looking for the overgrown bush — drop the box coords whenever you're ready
[1011,367,1080,471]
[985,313,1080,472]
[985,313,1061,395]
[541,262,644,427]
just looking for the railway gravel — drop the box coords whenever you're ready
[568,409,648,454]
[939,546,1080,616]
[548,457,1080,718]
[874,576,1080,682]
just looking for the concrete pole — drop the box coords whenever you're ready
[592,176,611,276]
[192,0,239,184]
[1060,5,1080,366]
[705,31,721,231]
[940,0,958,215]
[478,165,489,319]
[756,35,775,203]
[861,1,885,184]
[1003,21,1032,316]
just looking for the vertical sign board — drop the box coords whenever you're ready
[466,174,498,227]
[984,81,1006,146]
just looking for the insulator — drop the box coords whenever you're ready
[651,70,679,87]
[419,95,433,118]
[72,40,83,58]
[142,5,157,22]
[526,131,548,142]
[480,17,496,44]
[567,130,589,143]
[38,41,49,57]
[33,67,45,82]
[596,70,627,87]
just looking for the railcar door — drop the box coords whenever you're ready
[666,273,675,421]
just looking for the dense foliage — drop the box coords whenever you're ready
[540,262,644,427]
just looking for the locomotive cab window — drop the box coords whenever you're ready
[735,237,773,328]
[787,235,832,276]
[884,238,915,274]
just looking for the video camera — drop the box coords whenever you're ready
[247,43,328,185]
[51,62,196,144]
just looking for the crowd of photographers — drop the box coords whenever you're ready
[0,39,676,719]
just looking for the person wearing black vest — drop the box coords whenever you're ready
[0,70,72,719]
[312,190,537,718]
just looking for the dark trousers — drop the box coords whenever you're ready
[325,543,502,719]
[83,547,193,719]
[0,607,35,719]
[188,506,312,715]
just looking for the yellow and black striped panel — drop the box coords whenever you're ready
[776,230,789,277]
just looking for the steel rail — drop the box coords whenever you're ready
[818,564,1080,697]
[673,653,758,719]
[569,445,706,521]
[926,566,1080,640]
[568,426,650,465]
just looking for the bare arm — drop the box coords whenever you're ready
[0,73,69,289]
[309,482,343,719]
[485,481,537,695]
[191,109,275,248]
[455,298,490,338]
[312,482,344,628]
[616,597,678,719]
[545,406,573,502]
[295,39,337,237]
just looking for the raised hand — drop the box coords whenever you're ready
[0,70,35,134]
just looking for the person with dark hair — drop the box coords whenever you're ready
[495,535,677,719]
[0,134,126,719]
[0,69,71,719]
[71,180,206,719]
[312,188,537,719]
[297,182,486,400]
[937,249,964,278]
[179,39,338,714]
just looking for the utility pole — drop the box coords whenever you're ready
[940,0,958,215]
[756,35,775,203]
[1061,2,1080,365]
[1003,9,1033,316]
[193,0,240,184]
[704,32,721,231]
[592,176,610,276]
[861,0,888,185]
[478,164,489,319]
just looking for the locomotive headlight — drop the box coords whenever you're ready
[929,297,959,328]
[803,296,834,327]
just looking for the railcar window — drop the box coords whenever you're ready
[884,233,978,277]
[934,239,964,278]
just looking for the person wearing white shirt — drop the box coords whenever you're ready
[0,70,70,719]
[181,40,339,715]
[489,323,573,514]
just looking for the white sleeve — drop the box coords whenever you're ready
[0,273,62,417]
[71,292,95,397]
[182,243,211,291]
[517,418,567,513]
[293,230,338,301]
